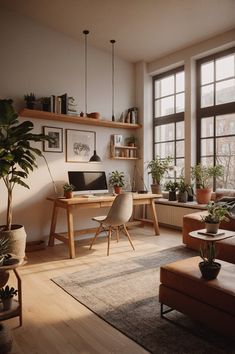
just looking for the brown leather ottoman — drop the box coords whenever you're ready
[159,256,235,338]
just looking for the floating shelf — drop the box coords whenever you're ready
[110,157,139,160]
[19,109,141,130]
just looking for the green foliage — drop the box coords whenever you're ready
[178,176,187,193]
[147,156,173,185]
[200,242,217,265]
[0,285,18,299]
[125,135,137,146]
[0,99,52,231]
[109,170,125,187]
[201,201,229,224]
[164,180,178,192]
[24,93,36,102]
[191,164,223,189]
[63,183,75,192]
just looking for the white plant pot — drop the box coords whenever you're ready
[205,222,220,234]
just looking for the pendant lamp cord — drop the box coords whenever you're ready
[110,40,116,121]
[83,30,89,116]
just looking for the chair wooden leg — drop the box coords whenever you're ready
[89,224,103,250]
[123,224,135,251]
[107,226,112,256]
[116,226,120,243]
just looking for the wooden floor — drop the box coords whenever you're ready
[8,226,182,354]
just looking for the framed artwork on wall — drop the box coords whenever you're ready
[66,129,95,162]
[43,126,63,153]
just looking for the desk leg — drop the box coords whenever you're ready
[67,206,75,259]
[151,199,160,235]
[48,203,59,247]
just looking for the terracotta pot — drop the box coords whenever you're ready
[114,186,122,194]
[151,184,161,194]
[196,188,212,204]
[64,191,73,199]
[199,261,221,280]
[0,224,26,260]
[205,222,220,234]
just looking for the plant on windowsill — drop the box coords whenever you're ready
[200,201,229,234]
[0,285,18,311]
[177,176,188,203]
[199,242,221,280]
[109,171,125,194]
[164,180,178,201]
[191,164,223,204]
[63,183,75,199]
[147,156,173,194]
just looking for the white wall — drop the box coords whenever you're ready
[0,8,136,241]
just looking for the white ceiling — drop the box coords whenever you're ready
[1,0,235,63]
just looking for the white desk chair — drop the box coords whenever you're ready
[89,193,135,256]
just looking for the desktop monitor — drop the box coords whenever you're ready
[68,171,108,195]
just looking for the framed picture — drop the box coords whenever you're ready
[43,126,63,153]
[66,129,95,162]
[113,134,123,146]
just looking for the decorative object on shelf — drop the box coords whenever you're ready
[164,180,178,201]
[43,126,63,153]
[147,156,173,194]
[63,183,75,199]
[40,96,51,112]
[67,96,77,115]
[110,39,116,122]
[83,30,89,117]
[191,164,223,204]
[66,129,95,162]
[109,170,125,194]
[0,285,18,311]
[50,93,68,114]
[112,134,123,146]
[199,242,221,280]
[87,112,100,119]
[24,92,36,109]
[0,99,52,260]
[125,135,137,147]
[126,107,138,124]
[177,176,188,203]
[200,201,229,234]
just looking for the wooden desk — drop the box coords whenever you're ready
[47,193,160,258]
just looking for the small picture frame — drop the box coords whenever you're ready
[66,129,95,162]
[43,126,63,153]
[113,134,123,146]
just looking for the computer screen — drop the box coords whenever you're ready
[68,171,108,195]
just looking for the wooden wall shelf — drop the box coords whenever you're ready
[20,109,141,130]
[110,157,139,160]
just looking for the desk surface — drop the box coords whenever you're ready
[47,193,161,205]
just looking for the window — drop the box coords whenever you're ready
[153,67,185,178]
[197,48,235,189]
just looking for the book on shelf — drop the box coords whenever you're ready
[50,93,68,114]
[197,231,225,237]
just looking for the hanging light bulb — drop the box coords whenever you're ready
[110,39,116,122]
[83,30,89,117]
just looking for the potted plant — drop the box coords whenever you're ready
[199,242,221,280]
[125,135,137,147]
[201,201,229,234]
[40,97,51,112]
[164,180,178,201]
[109,170,125,194]
[63,183,75,199]
[191,164,223,204]
[0,285,18,311]
[0,99,51,260]
[147,156,173,194]
[177,176,188,203]
[24,92,36,109]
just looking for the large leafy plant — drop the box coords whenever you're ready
[109,170,125,187]
[191,164,223,189]
[147,156,173,185]
[0,99,51,231]
[201,201,229,224]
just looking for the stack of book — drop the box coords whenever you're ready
[50,93,68,114]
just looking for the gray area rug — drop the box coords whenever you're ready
[52,246,235,354]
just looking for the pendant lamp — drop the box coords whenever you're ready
[110,40,116,122]
[89,129,101,163]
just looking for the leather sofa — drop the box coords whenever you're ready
[183,210,235,264]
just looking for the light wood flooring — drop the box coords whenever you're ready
[7,226,182,354]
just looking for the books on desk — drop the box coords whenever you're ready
[197,231,225,237]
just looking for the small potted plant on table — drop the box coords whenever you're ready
[63,183,75,199]
[109,171,125,194]
[199,242,221,280]
[201,201,229,234]
[164,180,178,201]
[0,285,18,311]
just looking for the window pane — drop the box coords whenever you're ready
[201,84,214,107]
[155,123,174,142]
[216,79,235,105]
[201,156,213,166]
[216,55,235,81]
[176,121,184,139]
[201,138,213,156]
[201,117,213,137]
[201,61,214,85]
[176,141,184,157]
[155,75,174,98]
[176,72,184,92]
[155,96,174,117]
[176,93,184,113]
[176,159,184,178]
[216,136,235,155]
[215,114,235,136]
[155,142,174,158]
[216,137,235,189]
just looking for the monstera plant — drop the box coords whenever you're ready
[0,99,51,259]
